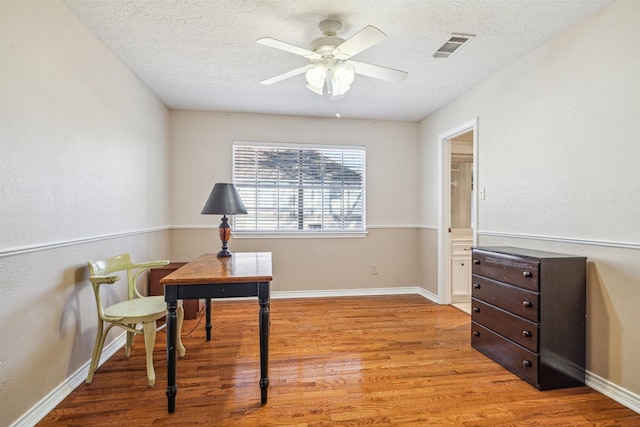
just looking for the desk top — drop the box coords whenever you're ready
[160,252,272,285]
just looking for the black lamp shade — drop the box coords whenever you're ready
[201,183,247,215]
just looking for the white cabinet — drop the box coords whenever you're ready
[451,236,472,303]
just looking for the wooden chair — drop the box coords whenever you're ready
[86,254,186,386]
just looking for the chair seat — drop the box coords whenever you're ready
[104,295,167,323]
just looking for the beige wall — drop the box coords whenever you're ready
[169,111,423,292]
[171,228,421,292]
[419,0,640,397]
[0,1,171,425]
[170,111,421,228]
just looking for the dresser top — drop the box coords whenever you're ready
[473,246,586,260]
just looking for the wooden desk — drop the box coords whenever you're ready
[161,252,272,414]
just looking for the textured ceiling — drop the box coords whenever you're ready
[62,0,611,122]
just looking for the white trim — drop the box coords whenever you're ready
[437,118,479,305]
[271,286,438,302]
[7,225,631,261]
[586,371,640,414]
[233,231,368,239]
[0,225,438,258]
[418,225,438,230]
[172,225,219,230]
[173,224,431,230]
[10,333,126,427]
[367,225,425,229]
[233,140,366,152]
[0,227,170,258]
[477,230,640,250]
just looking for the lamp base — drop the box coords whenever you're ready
[217,215,232,257]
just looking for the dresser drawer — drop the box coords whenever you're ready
[472,250,539,291]
[471,298,538,352]
[472,275,539,322]
[471,322,539,387]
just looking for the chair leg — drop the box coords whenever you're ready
[86,321,106,384]
[177,304,186,358]
[142,321,157,387]
[125,328,135,358]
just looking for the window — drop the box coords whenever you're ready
[233,141,365,235]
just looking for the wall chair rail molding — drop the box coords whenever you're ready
[0,227,170,258]
[172,224,429,239]
[477,230,640,250]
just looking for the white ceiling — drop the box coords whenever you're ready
[62,0,611,122]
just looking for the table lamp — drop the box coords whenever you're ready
[201,183,247,257]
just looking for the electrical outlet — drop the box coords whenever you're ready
[371,264,378,275]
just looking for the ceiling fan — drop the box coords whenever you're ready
[257,20,408,99]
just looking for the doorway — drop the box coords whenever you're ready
[437,119,478,312]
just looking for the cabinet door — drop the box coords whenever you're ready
[451,253,472,303]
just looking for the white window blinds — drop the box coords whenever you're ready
[233,142,365,233]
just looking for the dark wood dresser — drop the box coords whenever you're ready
[470,246,586,390]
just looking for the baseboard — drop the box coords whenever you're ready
[586,371,640,414]
[11,333,126,427]
[272,286,439,303]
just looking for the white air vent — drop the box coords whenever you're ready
[433,33,475,59]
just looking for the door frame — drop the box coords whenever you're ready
[437,118,479,304]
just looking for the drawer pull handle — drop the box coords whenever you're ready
[473,283,481,289]
[473,331,480,337]
[522,360,533,368]
[523,301,533,308]
[522,330,532,338]
[523,271,533,278]
[473,307,480,313]
[473,259,480,265]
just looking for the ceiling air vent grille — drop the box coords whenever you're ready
[433,33,475,59]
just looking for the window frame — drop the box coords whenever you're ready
[232,141,367,239]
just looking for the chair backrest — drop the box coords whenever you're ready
[88,253,134,277]
[88,253,139,300]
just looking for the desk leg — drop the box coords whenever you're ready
[258,282,270,404]
[205,298,212,341]
[165,287,178,413]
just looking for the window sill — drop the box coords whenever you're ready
[233,230,368,239]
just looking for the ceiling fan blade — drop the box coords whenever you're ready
[333,25,387,59]
[257,37,321,60]
[351,61,408,83]
[260,65,310,85]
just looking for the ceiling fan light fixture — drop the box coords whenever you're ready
[305,63,354,97]
[328,68,352,97]
[305,64,327,94]
[333,64,355,88]
[306,82,324,95]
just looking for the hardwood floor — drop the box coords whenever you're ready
[38,295,639,426]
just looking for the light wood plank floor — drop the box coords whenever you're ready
[38,295,639,426]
